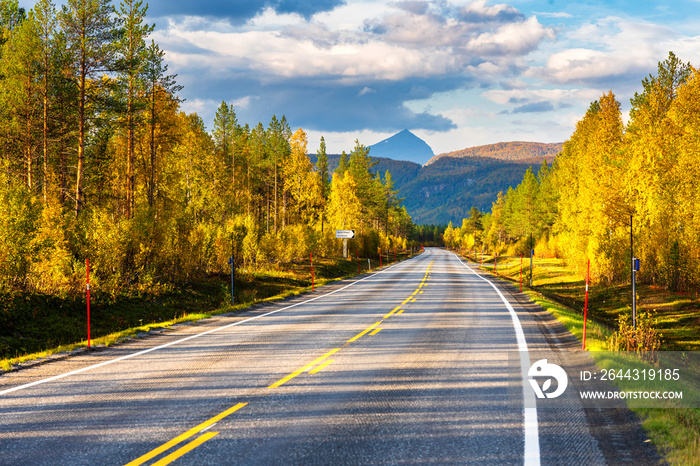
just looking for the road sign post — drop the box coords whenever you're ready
[335,230,355,259]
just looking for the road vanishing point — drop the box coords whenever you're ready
[0,249,660,465]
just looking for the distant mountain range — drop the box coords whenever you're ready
[311,136,564,225]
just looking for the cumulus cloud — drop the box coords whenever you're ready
[533,16,688,87]
[152,1,555,133]
[459,0,525,24]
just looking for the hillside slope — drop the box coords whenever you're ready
[310,140,561,224]
[399,155,546,224]
[427,141,562,165]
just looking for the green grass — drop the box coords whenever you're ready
[460,251,700,465]
[0,251,415,372]
[475,253,700,351]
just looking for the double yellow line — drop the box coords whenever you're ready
[126,402,247,466]
[126,259,435,465]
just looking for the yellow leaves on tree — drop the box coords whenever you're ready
[328,171,361,231]
[284,128,323,226]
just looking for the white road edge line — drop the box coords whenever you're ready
[448,250,540,466]
[0,255,424,396]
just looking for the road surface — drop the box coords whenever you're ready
[0,248,660,465]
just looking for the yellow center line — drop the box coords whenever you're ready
[124,403,247,466]
[309,359,335,374]
[129,260,437,465]
[383,306,401,319]
[347,321,382,343]
[151,432,220,466]
[268,348,341,389]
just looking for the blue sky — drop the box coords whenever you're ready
[21,0,700,155]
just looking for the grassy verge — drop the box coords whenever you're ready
[1,251,416,372]
[473,253,700,351]
[458,251,700,465]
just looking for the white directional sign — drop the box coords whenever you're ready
[335,229,355,239]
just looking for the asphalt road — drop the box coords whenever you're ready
[0,248,661,465]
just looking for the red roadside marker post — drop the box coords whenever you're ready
[311,252,314,291]
[520,253,523,292]
[394,248,397,262]
[582,259,591,350]
[379,250,382,268]
[86,258,91,349]
[357,249,360,275]
[494,252,498,274]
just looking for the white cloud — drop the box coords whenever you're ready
[155,1,554,84]
[464,16,555,57]
[231,95,258,109]
[533,16,693,86]
[304,128,395,154]
[535,12,573,19]
[482,87,600,106]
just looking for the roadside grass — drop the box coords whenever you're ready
[476,253,700,351]
[0,251,415,372]
[460,251,700,465]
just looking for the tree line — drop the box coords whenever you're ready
[445,53,700,292]
[0,0,414,297]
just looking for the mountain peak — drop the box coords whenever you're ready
[369,130,435,165]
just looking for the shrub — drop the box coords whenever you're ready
[606,310,662,352]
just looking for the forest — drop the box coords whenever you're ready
[0,0,415,301]
[444,52,700,292]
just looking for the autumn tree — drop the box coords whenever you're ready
[142,40,182,209]
[60,0,117,215]
[0,9,40,190]
[115,0,152,218]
